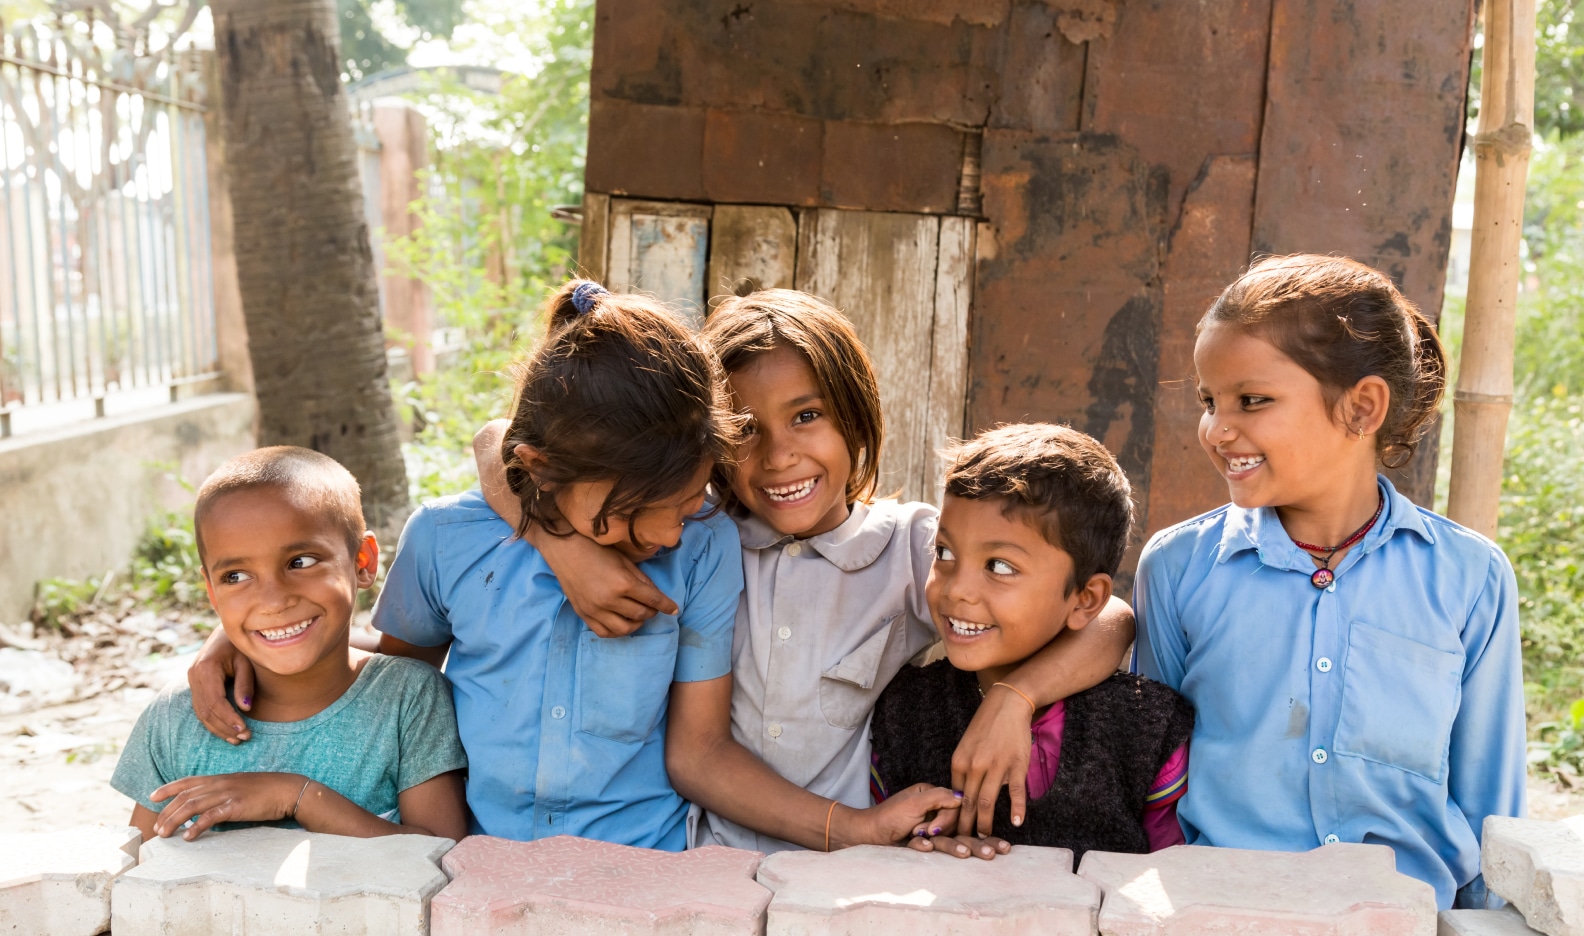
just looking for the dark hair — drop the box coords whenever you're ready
[944,423,1133,594]
[501,279,741,543]
[703,289,884,508]
[194,446,365,565]
[1199,254,1447,469]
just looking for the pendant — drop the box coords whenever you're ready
[1310,568,1335,589]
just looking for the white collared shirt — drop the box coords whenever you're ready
[697,499,941,853]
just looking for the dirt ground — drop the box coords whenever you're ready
[4,611,1582,835]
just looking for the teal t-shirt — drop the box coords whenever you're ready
[111,654,467,827]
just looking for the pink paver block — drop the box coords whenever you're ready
[757,844,1100,935]
[429,835,771,936]
[1079,842,1437,936]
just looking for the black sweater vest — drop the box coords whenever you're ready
[871,663,1195,862]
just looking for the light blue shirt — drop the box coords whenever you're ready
[372,490,742,850]
[1134,476,1525,910]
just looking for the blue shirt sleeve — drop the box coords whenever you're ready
[372,504,454,648]
[672,514,743,683]
[1134,532,1190,690]
[1448,547,1527,866]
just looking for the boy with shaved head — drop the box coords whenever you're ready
[112,446,468,842]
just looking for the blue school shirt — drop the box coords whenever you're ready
[1133,476,1524,910]
[372,490,742,851]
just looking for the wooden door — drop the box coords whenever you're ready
[579,194,972,504]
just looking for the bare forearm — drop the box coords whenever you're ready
[669,737,863,851]
[291,780,412,838]
[1005,595,1134,707]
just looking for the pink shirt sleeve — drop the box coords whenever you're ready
[1142,743,1188,851]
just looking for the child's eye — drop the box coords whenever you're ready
[287,555,320,570]
[793,409,820,426]
[935,544,955,562]
[1199,396,1216,414]
[219,570,252,585]
[1241,395,1272,409]
[741,418,760,438]
[987,558,1016,576]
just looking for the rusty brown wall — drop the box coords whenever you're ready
[585,0,1475,558]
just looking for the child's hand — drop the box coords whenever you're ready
[848,783,962,847]
[908,831,1012,861]
[187,627,255,744]
[149,772,305,841]
[534,526,679,638]
[952,683,1034,835]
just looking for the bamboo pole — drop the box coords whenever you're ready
[1446,0,1537,538]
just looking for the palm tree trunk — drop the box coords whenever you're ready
[210,0,409,533]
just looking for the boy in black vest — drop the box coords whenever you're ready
[871,423,1192,862]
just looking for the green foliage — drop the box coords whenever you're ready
[337,0,466,81]
[1471,0,1584,140]
[385,0,592,502]
[1532,699,1584,784]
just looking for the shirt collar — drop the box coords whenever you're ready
[736,500,898,572]
[1216,474,1436,568]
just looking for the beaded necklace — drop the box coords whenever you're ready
[1290,494,1384,589]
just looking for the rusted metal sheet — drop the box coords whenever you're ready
[970,131,1167,564]
[1088,0,1271,227]
[1252,0,1476,504]
[1146,155,1258,540]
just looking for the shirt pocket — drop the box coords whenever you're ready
[1333,621,1464,783]
[819,613,902,730]
[576,622,679,745]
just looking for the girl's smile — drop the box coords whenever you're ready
[727,345,853,538]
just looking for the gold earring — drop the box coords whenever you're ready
[1356,426,1364,441]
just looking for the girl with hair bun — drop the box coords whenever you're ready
[1134,255,1525,910]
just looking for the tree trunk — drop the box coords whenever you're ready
[210,0,409,533]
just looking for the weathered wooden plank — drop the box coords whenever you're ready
[1251,0,1475,504]
[925,216,975,504]
[705,205,798,303]
[796,208,942,503]
[1146,155,1257,540]
[606,199,713,327]
[578,191,610,284]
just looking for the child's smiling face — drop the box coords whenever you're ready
[926,495,1094,678]
[725,344,853,538]
[1194,324,1369,512]
[200,487,376,678]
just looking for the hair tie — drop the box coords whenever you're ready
[571,281,608,316]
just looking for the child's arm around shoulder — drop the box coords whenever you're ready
[472,418,678,637]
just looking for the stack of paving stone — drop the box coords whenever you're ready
[1,815,1580,934]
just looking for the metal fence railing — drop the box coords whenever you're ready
[0,24,216,438]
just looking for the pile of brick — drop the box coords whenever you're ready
[1,816,1579,934]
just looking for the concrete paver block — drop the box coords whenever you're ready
[1483,815,1584,936]
[1439,907,1546,935]
[110,827,453,935]
[1079,842,1438,935]
[0,826,140,935]
[430,834,770,936]
[757,844,1099,935]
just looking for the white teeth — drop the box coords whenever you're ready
[948,616,994,636]
[1226,455,1265,473]
[259,619,312,642]
[762,478,816,502]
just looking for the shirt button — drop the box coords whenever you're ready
[768,723,783,738]
[551,706,566,719]
[1312,748,1328,764]
[777,626,792,640]
[1316,657,1333,673]
[1326,582,1337,593]
[786,543,803,557]
[1323,834,1340,845]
